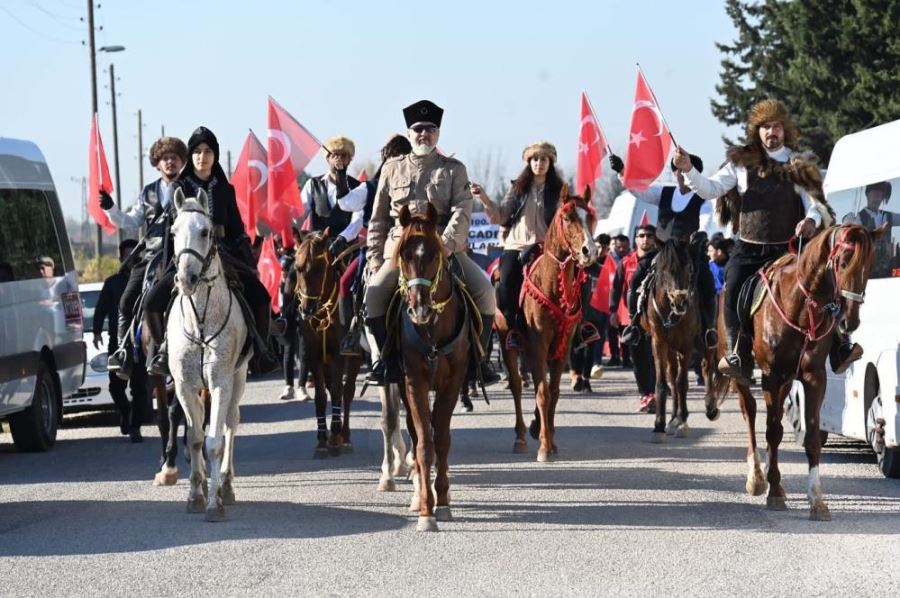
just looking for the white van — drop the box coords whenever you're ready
[785,120,900,478]
[0,137,86,451]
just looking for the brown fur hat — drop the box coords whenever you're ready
[323,135,355,158]
[522,141,557,163]
[746,99,799,148]
[149,136,187,167]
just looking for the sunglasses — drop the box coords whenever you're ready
[410,124,437,134]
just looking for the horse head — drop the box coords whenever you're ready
[653,240,694,324]
[823,223,888,334]
[172,187,217,296]
[293,227,336,323]
[548,184,598,267]
[395,203,448,326]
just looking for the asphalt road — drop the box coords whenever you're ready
[2,365,899,596]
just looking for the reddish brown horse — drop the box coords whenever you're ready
[496,185,598,461]
[711,223,885,520]
[642,239,720,441]
[392,203,470,532]
[293,229,363,458]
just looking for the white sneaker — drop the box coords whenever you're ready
[297,386,311,402]
[590,365,604,380]
[279,385,295,401]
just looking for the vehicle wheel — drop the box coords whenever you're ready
[867,395,900,479]
[8,360,61,452]
[785,388,804,444]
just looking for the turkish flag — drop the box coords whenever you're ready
[622,70,672,191]
[230,130,268,243]
[87,113,115,235]
[590,255,617,314]
[358,169,368,182]
[639,209,650,226]
[257,235,282,313]
[576,92,608,196]
[267,97,321,247]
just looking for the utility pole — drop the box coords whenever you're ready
[226,150,232,178]
[87,0,100,260]
[161,124,165,136]
[109,63,123,246]
[137,109,144,188]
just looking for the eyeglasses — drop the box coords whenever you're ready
[636,233,654,239]
[410,124,437,134]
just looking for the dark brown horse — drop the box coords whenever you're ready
[392,203,470,532]
[643,239,719,441]
[711,223,885,520]
[293,229,362,458]
[495,185,598,461]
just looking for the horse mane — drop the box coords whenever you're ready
[799,224,874,280]
[544,192,595,254]
[653,240,691,289]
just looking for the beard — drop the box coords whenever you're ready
[411,142,436,156]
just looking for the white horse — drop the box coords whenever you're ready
[167,187,250,522]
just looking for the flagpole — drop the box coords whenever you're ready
[583,91,613,156]
[636,63,678,147]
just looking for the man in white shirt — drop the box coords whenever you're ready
[672,99,858,382]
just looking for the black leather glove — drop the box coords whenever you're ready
[99,190,114,210]
[518,244,540,266]
[334,168,350,199]
[609,154,624,174]
[328,235,349,260]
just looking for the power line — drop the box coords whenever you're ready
[27,0,84,31]
[0,5,80,44]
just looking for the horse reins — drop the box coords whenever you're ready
[296,247,340,363]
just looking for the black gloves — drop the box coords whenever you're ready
[334,168,350,199]
[518,244,541,266]
[609,154,624,174]
[328,235,349,261]
[99,190,114,210]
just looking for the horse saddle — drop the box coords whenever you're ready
[736,253,794,325]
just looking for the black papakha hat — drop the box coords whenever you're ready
[403,100,443,129]
[187,126,220,163]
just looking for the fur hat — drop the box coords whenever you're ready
[746,99,799,148]
[148,136,187,167]
[865,181,892,200]
[187,126,220,163]
[522,141,557,163]
[323,135,356,158]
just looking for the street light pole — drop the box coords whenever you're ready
[137,109,144,189]
[109,63,123,246]
[87,0,100,260]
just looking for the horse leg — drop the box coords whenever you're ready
[675,351,690,438]
[801,372,831,521]
[311,362,329,459]
[432,381,460,523]
[761,374,790,511]
[547,359,564,456]
[152,378,179,486]
[703,346,722,421]
[403,393,420,509]
[505,346,527,454]
[220,368,245,508]
[326,363,345,456]
[341,357,360,452]
[378,385,400,491]
[177,387,207,514]
[533,357,554,463]
[736,383,766,496]
[405,377,437,531]
[650,338,669,442]
[203,375,232,522]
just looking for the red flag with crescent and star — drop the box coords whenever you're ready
[576,91,608,196]
[257,235,282,313]
[358,169,368,182]
[266,97,321,247]
[231,130,268,243]
[622,70,672,191]
[87,113,116,235]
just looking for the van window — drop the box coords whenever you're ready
[831,176,900,279]
[0,188,65,281]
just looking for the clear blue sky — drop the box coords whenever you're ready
[2,0,740,221]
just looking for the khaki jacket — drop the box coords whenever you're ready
[367,150,473,271]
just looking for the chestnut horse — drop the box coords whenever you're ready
[711,223,885,520]
[292,229,363,458]
[495,185,598,461]
[392,203,470,532]
[643,240,720,441]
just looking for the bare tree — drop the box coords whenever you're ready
[467,146,508,211]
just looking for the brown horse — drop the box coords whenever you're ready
[496,185,598,461]
[392,203,470,532]
[643,239,719,441]
[711,223,885,520]
[292,229,363,458]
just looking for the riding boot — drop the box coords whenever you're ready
[504,309,524,351]
[700,298,718,349]
[830,331,863,374]
[717,324,752,384]
[365,316,400,385]
[108,315,133,377]
[145,310,169,377]
[339,294,361,356]
[474,314,501,385]
[252,301,279,375]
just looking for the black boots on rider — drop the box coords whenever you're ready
[830,332,863,374]
[717,325,753,384]
[339,293,361,356]
[474,314,501,385]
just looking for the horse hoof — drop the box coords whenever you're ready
[314,447,330,459]
[186,497,206,514]
[665,421,679,436]
[205,505,226,522]
[512,440,528,454]
[675,423,690,438]
[434,506,452,522]
[746,478,768,497]
[377,478,396,492]
[152,468,178,486]
[809,501,832,521]
[341,443,355,455]
[536,448,555,463]
[706,407,720,421]
[528,419,540,440]
[651,432,666,444]
[393,464,408,479]
[416,516,439,532]
[221,485,236,506]
[766,496,788,511]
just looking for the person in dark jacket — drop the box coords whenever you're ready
[142,126,276,376]
[93,239,147,442]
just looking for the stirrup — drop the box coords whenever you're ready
[147,343,169,377]
[620,323,641,346]
[109,347,133,381]
[340,331,361,356]
[704,329,719,349]
[505,330,524,351]
[832,342,863,375]
[717,353,751,385]
[477,360,501,386]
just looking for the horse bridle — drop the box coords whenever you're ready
[173,206,219,283]
[398,233,453,324]
[296,247,339,333]
[825,226,866,304]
